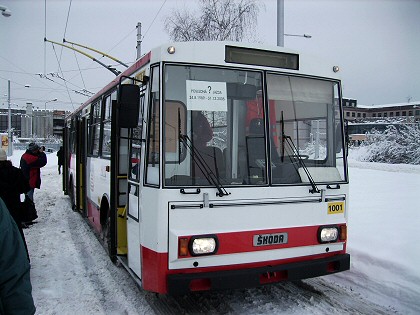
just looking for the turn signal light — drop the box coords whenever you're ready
[340,225,347,241]
[179,238,189,257]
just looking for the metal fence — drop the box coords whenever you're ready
[13,143,62,152]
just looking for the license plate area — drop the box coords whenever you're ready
[253,233,288,246]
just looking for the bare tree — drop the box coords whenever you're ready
[164,0,260,42]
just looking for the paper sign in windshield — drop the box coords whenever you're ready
[186,80,227,111]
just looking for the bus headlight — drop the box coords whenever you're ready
[318,226,339,243]
[190,235,218,256]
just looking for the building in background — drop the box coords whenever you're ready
[343,98,420,122]
[343,98,420,145]
[0,103,69,140]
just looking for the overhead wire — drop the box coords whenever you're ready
[44,0,47,75]
[142,0,168,40]
[44,0,81,109]
[60,0,89,91]
[57,0,82,106]
[51,43,76,110]
[0,54,86,111]
[42,0,168,107]
[72,49,88,90]
[57,0,73,67]
[88,0,168,62]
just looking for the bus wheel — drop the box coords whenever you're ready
[103,217,116,263]
[68,178,76,211]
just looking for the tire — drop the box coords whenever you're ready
[101,206,116,263]
[68,178,77,211]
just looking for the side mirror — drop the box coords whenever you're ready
[118,84,140,128]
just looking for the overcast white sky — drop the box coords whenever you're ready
[1,0,419,112]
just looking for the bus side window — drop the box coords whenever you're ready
[164,101,187,164]
[89,101,101,156]
[145,66,160,186]
[102,95,112,158]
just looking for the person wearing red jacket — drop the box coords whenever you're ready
[20,142,47,201]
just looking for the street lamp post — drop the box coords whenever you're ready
[277,0,284,47]
[44,98,57,138]
[7,80,11,156]
[284,33,312,38]
[277,0,312,46]
[6,81,31,155]
[25,102,33,138]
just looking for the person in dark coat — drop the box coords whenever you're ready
[0,148,31,259]
[20,142,47,201]
[57,146,64,175]
[0,197,36,315]
[192,111,213,149]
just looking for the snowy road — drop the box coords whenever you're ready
[17,152,419,315]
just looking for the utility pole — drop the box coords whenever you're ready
[26,102,33,138]
[7,80,12,156]
[136,22,142,60]
[277,0,284,47]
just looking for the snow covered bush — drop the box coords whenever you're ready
[350,124,420,165]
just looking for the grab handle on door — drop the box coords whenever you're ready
[180,188,201,194]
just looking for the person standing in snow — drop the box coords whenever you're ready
[0,197,36,315]
[20,142,47,201]
[57,146,64,175]
[0,148,31,259]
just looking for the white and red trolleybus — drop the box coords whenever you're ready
[63,41,350,295]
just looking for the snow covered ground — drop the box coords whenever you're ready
[7,150,420,314]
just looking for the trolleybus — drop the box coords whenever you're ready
[63,41,350,295]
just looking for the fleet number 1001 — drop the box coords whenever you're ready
[328,202,345,214]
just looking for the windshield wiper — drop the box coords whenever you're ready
[280,111,320,194]
[179,134,230,197]
[283,135,320,194]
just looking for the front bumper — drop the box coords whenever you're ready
[167,254,350,295]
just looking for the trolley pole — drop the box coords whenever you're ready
[136,22,142,60]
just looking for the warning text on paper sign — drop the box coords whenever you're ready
[186,80,227,111]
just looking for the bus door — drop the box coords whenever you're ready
[116,127,129,257]
[75,115,87,215]
[115,81,147,278]
[127,129,143,278]
[110,97,129,260]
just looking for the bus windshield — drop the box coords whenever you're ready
[163,64,346,187]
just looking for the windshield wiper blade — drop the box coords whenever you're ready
[179,134,230,197]
[283,134,320,194]
[280,110,319,194]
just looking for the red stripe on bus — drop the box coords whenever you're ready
[141,244,346,294]
[141,246,169,293]
[86,198,101,233]
[179,224,346,258]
